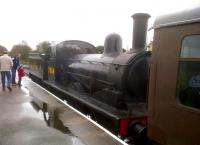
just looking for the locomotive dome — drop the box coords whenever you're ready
[103,33,122,55]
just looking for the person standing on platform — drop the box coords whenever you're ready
[11,54,20,85]
[0,50,13,91]
[17,64,24,86]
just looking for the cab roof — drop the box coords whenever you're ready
[153,6,200,29]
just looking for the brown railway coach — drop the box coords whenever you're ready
[148,6,200,145]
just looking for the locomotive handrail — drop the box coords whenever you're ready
[69,51,150,66]
[66,71,115,86]
[69,59,110,66]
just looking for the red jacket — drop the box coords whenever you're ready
[18,68,25,77]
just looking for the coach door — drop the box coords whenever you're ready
[148,23,200,145]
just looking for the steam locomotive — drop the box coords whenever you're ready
[29,6,200,145]
[30,13,150,143]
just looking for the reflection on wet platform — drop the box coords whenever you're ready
[0,78,84,145]
[0,77,123,145]
[28,77,124,145]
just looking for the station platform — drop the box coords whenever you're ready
[0,77,125,145]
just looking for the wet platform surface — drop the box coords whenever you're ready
[0,78,124,145]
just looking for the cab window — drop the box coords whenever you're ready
[177,35,200,109]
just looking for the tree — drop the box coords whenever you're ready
[95,45,104,54]
[10,42,32,62]
[0,45,7,55]
[36,41,53,55]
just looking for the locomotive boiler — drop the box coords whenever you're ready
[55,13,150,109]
[29,13,150,143]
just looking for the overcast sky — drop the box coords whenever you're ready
[0,0,200,50]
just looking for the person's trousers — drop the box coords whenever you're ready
[18,77,22,86]
[1,71,11,87]
[12,68,17,84]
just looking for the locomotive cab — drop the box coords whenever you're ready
[54,40,96,83]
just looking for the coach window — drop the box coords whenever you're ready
[177,35,200,109]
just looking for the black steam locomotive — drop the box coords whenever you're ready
[29,13,150,143]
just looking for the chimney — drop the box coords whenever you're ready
[131,13,150,52]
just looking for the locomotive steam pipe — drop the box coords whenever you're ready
[132,13,150,52]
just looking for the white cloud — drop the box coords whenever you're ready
[0,0,200,50]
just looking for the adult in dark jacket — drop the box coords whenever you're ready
[12,54,20,85]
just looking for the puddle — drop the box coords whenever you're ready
[28,90,85,145]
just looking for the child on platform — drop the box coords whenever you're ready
[17,64,25,86]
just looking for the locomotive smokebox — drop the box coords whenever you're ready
[132,13,150,52]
